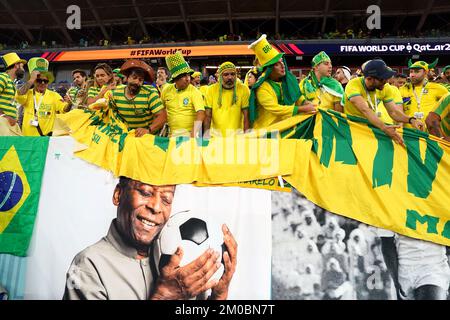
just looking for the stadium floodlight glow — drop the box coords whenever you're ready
[205,66,218,69]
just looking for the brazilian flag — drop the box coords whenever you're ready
[0,137,49,256]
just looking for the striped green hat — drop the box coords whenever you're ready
[312,51,331,67]
[165,51,194,82]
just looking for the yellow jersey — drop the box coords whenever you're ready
[253,80,298,129]
[377,84,403,124]
[161,83,205,137]
[298,77,341,110]
[399,81,448,128]
[343,77,395,120]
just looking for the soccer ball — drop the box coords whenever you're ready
[153,210,225,283]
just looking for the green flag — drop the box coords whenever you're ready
[0,137,49,256]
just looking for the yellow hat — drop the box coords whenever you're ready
[2,52,27,69]
[191,71,202,79]
[248,34,283,69]
[165,51,194,82]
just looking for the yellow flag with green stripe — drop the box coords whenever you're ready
[278,109,450,246]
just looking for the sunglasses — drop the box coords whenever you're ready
[36,79,49,84]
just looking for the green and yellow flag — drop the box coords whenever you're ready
[0,137,49,256]
[58,108,298,185]
[272,110,450,246]
[59,107,450,246]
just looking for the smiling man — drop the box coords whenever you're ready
[63,177,237,300]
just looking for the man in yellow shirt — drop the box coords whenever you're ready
[17,58,70,136]
[247,34,313,129]
[161,51,205,138]
[204,61,250,137]
[299,51,344,112]
[399,59,448,129]
[342,59,423,146]
[426,93,450,142]
[377,83,404,125]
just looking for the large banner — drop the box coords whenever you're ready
[268,110,450,247]
[0,137,271,299]
[57,108,450,247]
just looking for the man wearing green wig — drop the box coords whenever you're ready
[299,51,344,112]
[204,61,250,137]
[399,58,448,129]
[247,34,314,129]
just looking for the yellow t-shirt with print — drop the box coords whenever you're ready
[17,89,68,136]
[343,77,395,120]
[298,78,341,110]
[253,80,298,129]
[399,81,448,128]
[161,83,205,137]
[205,82,249,137]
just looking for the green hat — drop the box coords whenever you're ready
[165,51,194,82]
[28,57,49,72]
[28,57,54,84]
[408,58,438,71]
[442,65,450,74]
[312,51,331,67]
[113,68,124,79]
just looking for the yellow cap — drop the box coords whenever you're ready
[2,52,27,69]
[248,34,283,69]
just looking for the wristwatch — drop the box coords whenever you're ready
[408,117,417,124]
